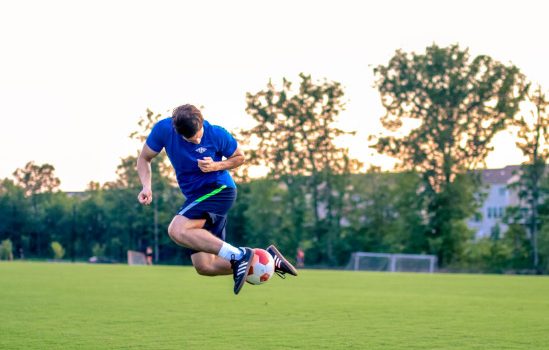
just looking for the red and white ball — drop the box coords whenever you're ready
[246,248,275,285]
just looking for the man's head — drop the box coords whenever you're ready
[172,104,204,142]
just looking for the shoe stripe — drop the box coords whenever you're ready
[267,247,298,276]
[237,264,248,275]
[274,256,281,268]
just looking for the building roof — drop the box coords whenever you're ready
[481,165,520,185]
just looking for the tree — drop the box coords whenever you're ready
[76,185,109,260]
[12,162,61,256]
[241,179,294,249]
[0,179,31,256]
[243,74,361,264]
[13,162,60,197]
[40,192,72,259]
[337,169,427,265]
[372,44,528,265]
[102,153,180,263]
[128,108,179,262]
[510,85,548,271]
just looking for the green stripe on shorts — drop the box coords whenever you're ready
[178,185,228,216]
[195,185,227,203]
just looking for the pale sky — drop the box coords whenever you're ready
[1,0,548,191]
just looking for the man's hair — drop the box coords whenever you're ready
[171,104,204,138]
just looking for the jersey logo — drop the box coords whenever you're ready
[195,147,207,154]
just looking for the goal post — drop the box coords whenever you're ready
[347,252,437,273]
[127,250,147,265]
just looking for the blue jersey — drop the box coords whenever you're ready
[146,118,237,198]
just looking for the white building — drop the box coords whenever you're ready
[467,165,521,238]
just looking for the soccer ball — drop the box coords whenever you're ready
[246,248,275,285]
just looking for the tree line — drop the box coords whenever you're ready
[1,44,548,273]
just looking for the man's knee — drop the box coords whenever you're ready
[167,220,184,241]
[167,216,204,242]
[193,259,215,276]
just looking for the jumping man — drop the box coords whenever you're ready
[136,104,297,294]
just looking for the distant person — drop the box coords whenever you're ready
[137,104,297,294]
[19,248,24,260]
[297,248,305,268]
[145,246,153,265]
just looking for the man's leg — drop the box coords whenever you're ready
[168,215,223,254]
[191,252,232,276]
[167,214,253,294]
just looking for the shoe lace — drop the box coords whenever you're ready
[230,254,238,279]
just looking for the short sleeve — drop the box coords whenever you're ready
[216,126,238,158]
[146,121,166,153]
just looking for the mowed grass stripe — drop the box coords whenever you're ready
[1,262,548,349]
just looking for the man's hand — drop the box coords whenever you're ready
[138,187,153,205]
[197,157,219,173]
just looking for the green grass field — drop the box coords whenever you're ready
[1,262,548,349]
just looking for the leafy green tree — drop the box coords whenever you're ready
[538,219,549,273]
[458,219,529,273]
[76,185,109,260]
[0,179,31,256]
[40,192,72,258]
[460,236,514,273]
[129,108,181,262]
[103,112,182,263]
[13,162,61,197]
[533,158,549,273]
[12,162,62,256]
[241,179,295,250]
[243,74,360,264]
[502,222,531,271]
[338,169,426,265]
[510,85,548,271]
[372,44,528,265]
[390,172,428,254]
[103,156,156,258]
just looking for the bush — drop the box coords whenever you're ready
[51,241,65,260]
[538,225,549,274]
[92,243,106,257]
[0,239,14,260]
[458,237,515,273]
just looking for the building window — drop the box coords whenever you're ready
[487,207,505,219]
[499,187,507,196]
[474,212,482,222]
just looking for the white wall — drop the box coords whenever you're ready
[467,181,521,238]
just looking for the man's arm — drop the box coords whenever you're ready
[197,147,245,173]
[136,143,159,205]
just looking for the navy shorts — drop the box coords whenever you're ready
[176,184,237,256]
